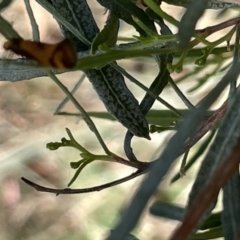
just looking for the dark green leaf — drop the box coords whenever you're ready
[96,0,156,35]
[200,212,222,230]
[150,202,184,220]
[0,0,13,11]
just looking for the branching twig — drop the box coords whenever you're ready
[196,17,240,36]
[21,100,229,194]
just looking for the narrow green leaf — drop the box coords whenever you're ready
[178,0,208,49]
[24,0,40,41]
[190,226,223,240]
[144,0,179,27]
[57,109,191,126]
[76,46,175,70]
[150,202,184,220]
[91,12,119,54]
[200,212,222,230]
[124,234,139,240]
[171,129,217,183]
[222,172,240,240]
[150,202,222,231]
[68,160,93,186]
[0,0,12,11]
[0,15,21,39]
[96,0,156,36]
[36,0,91,47]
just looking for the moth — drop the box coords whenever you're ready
[3,38,77,69]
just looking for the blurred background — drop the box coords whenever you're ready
[0,1,237,239]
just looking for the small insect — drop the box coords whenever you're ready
[3,38,77,69]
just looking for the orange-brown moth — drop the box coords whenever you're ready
[3,38,77,69]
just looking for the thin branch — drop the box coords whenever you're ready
[184,101,227,152]
[168,77,195,110]
[196,16,240,36]
[112,155,147,168]
[21,163,150,195]
[54,74,86,114]
[24,0,40,41]
[47,71,112,156]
